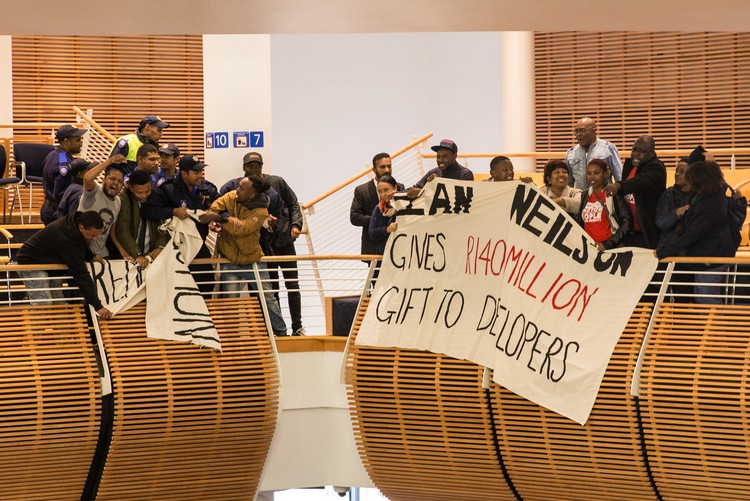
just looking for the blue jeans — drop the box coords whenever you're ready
[18,269,65,305]
[220,263,287,335]
[694,264,728,305]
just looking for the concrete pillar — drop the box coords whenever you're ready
[501,32,535,173]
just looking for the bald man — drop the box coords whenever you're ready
[564,117,623,190]
[605,135,666,249]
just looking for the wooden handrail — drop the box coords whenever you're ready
[424,147,750,160]
[5,253,750,272]
[391,132,433,159]
[0,227,13,241]
[73,106,117,142]
[302,132,433,210]
[0,122,62,129]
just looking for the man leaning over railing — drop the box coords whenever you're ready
[16,210,114,319]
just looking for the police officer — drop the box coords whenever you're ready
[41,124,87,225]
[109,115,170,174]
[141,154,219,293]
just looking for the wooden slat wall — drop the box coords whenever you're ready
[11,36,204,156]
[347,298,660,500]
[346,297,517,501]
[493,303,655,501]
[94,298,279,501]
[535,32,750,170]
[640,303,750,500]
[0,305,100,501]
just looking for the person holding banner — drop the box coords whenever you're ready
[540,159,583,215]
[578,158,631,251]
[17,210,114,319]
[406,139,473,198]
[486,156,533,184]
[369,175,400,255]
[113,169,169,269]
[206,176,287,336]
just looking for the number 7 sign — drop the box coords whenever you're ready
[250,131,264,148]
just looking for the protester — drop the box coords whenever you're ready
[350,152,403,255]
[486,156,533,183]
[17,210,113,319]
[407,139,473,197]
[206,176,287,336]
[656,161,736,304]
[565,117,623,190]
[113,169,169,269]
[540,159,583,215]
[369,175,400,255]
[241,151,306,336]
[77,154,127,258]
[654,158,694,301]
[578,159,631,251]
[604,136,666,249]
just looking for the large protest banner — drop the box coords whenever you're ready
[355,179,658,424]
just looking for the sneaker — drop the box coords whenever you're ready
[291,327,306,336]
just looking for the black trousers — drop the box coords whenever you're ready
[266,242,302,331]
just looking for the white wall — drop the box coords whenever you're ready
[0,36,13,132]
[269,32,505,203]
[202,34,273,188]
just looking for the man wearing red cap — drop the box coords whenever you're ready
[109,115,170,173]
[41,124,87,225]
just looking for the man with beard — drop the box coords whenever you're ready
[406,139,473,198]
[350,152,404,255]
[241,151,305,336]
[605,135,666,249]
[77,154,127,258]
[41,124,87,225]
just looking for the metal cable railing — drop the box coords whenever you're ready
[299,133,432,306]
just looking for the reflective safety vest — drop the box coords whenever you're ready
[110,133,144,171]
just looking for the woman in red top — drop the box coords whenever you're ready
[577,158,631,251]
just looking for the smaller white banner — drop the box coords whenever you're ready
[90,212,221,351]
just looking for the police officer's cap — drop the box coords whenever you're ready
[139,115,170,129]
[179,154,207,172]
[56,125,87,141]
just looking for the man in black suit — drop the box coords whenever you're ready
[350,152,398,255]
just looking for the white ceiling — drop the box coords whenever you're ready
[3,0,750,35]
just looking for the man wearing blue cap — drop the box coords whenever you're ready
[141,154,219,294]
[407,138,474,198]
[109,114,170,173]
[41,124,87,225]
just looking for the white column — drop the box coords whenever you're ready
[202,35,273,187]
[501,31,535,173]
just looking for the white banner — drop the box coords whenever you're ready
[89,212,221,351]
[355,179,658,424]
